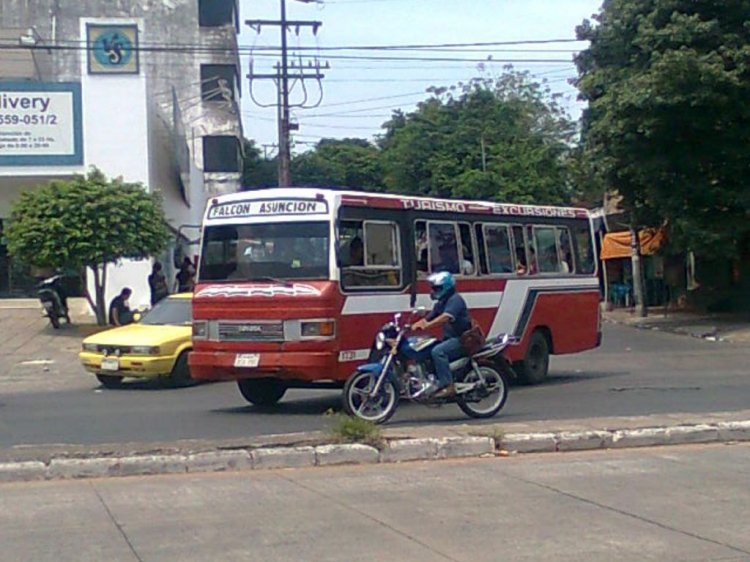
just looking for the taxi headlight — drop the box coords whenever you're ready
[301,320,336,338]
[82,343,98,352]
[131,346,161,356]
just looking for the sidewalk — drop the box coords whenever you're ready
[604,308,750,344]
[0,298,96,394]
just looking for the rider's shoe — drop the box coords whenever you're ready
[432,383,456,399]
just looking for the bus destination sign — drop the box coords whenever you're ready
[207,199,329,220]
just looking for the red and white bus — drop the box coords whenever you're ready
[189,188,601,405]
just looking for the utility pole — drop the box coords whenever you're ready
[246,0,327,187]
[630,225,648,318]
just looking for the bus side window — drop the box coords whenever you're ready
[557,227,574,274]
[428,222,460,275]
[475,224,489,275]
[415,221,428,277]
[574,224,596,274]
[339,221,364,267]
[534,226,561,273]
[511,225,527,275]
[341,220,402,289]
[483,224,513,274]
[458,223,476,276]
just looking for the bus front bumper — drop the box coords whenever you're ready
[189,350,337,382]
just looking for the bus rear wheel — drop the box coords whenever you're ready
[237,378,287,406]
[515,330,550,385]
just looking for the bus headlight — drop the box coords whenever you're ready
[301,320,335,338]
[193,321,208,340]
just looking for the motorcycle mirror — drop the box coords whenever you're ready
[394,313,402,323]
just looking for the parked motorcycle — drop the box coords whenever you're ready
[343,310,516,424]
[38,275,71,329]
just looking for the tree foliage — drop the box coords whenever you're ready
[242,139,277,189]
[575,0,750,256]
[241,70,578,205]
[378,70,577,204]
[291,138,383,191]
[5,169,170,324]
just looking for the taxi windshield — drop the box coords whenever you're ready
[198,221,330,282]
[141,298,192,326]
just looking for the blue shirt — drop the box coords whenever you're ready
[427,291,471,339]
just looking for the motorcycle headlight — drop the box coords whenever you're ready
[130,346,161,356]
[375,332,386,351]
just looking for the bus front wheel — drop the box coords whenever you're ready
[515,330,550,385]
[237,378,287,406]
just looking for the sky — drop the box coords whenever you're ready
[238,0,603,154]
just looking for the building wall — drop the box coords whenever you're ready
[0,0,242,302]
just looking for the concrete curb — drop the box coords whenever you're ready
[1,421,749,483]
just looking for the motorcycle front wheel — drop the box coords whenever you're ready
[343,371,399,424]
[456,365,509,419]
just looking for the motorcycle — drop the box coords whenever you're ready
[38,275,71,329]
[343,309,517,424]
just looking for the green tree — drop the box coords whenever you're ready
[575,0,750,256]
[291,138,384,191]
[5,169,170,325]
[242,139,277,189]
[378,70,576,204]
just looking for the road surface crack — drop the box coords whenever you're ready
[506,473,750,557]
[90,483,144,562]
[277,473,461,562]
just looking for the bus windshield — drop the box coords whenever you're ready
[198,221,330,282]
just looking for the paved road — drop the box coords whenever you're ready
[2,443,750,561]
[1,323,749,448]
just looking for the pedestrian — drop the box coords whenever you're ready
[109,287,133,326]
[147,261,169,306]
[175,257,196,293]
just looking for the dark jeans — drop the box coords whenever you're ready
[430,337,464,388]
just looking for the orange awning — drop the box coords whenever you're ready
[600,228,665,261]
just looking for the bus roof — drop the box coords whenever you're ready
[205,187,591,221]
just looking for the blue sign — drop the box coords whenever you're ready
[87,24,140,75]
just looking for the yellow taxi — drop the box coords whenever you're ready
[79,293,193,388]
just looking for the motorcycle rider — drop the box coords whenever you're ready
[411,271,472,398]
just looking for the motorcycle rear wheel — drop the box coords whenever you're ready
[343,371,399,424]
[456,365,509,419]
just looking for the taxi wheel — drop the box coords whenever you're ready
[237,378,287,406]
[96,374,124,389]
[170,352,194,387]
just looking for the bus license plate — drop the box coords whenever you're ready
[101,358,119,371]
[234,354,260,368]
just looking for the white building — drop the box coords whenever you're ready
[0,0,243,308]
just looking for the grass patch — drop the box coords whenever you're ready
[325,410,385,449]
[470,425,505,447]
